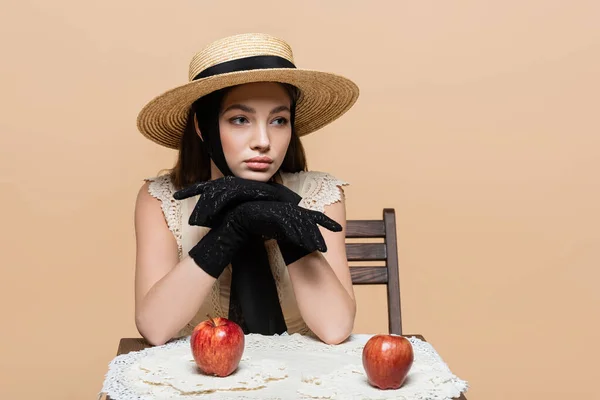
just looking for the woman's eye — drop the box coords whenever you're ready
[230,116,248,125]
[272,117,288,126]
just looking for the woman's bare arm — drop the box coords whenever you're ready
[286,190,356,344]
[134,182,216,346]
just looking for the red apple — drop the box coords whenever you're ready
[362,334,414,390]
[190,315,245,377]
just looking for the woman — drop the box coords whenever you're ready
[134,33,360,346]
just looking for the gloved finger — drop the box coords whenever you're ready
[188,189,226,226]
[190,183,258,221]
[203,191,271,225]
[309,224,328,253]
[188,202,223,227]
[279,215,302,244]
[290,220,313,252]
[176,176,243,200]
[173,181,211,200]
[290,221,323,254]
[270,213,304,247]
[267,182,303,204]
[188,206,212,227]
[206,187,240,214]
[309,210,343,233]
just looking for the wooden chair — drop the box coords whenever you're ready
[346,208,402,335]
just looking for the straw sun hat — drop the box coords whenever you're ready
[136,33,360,149]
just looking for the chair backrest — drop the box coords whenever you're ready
[346,208,402,335]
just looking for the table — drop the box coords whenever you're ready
[104,334,467,400]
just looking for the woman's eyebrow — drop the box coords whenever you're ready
[221,104,255,115]
[270,105,290,114]
[221,104,291,115]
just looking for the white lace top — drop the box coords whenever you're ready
[144,171,349,338]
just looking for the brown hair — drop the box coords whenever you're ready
[169,84,307,189]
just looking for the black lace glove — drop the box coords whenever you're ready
[173,176,302,228]
[174,176,324,265]
[187,200,342,277]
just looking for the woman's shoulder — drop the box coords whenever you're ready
[137,173,183,246]
[136,173,179,219]
[280,170,349,212]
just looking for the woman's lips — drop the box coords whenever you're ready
[245,157,272,171]
[245,162,271,171]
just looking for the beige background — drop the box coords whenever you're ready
[1,1,599,399]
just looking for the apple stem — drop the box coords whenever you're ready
[206,313,216,327]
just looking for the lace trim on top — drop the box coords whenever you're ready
[296,171,349,212]
[145,174,183,260]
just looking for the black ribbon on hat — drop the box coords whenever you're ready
[192,55,296,81]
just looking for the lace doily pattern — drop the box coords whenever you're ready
[100,333,468,400]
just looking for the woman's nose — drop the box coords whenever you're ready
[249,122,271,151]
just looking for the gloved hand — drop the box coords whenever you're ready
[173,176,302,228]
[187,200,342,277]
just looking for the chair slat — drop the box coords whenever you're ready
[349,266,388,284]
[346,243,387,261]
[345,220,386,238]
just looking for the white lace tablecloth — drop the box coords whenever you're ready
[100,333,468,400]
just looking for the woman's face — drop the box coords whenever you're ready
[217,82,292,181]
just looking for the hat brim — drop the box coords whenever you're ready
[136,68,359,149]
